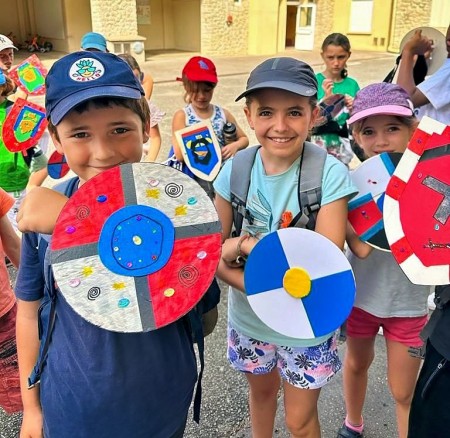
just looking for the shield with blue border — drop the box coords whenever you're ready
[384,116,450,285]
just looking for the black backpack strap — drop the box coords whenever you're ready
[230,146,260,237]
[28,177,79,388]
[290,142,327,230]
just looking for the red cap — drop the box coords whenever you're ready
[178,56,218,83]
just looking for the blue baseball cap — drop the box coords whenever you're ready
[45,51,144,125]
[81,32,107,52]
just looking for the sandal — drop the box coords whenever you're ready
[336,423,363,438]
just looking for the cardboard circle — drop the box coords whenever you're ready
[244,228,355,339]
[50,162,222,332]
[384,116,450,285]
[348,152,402,250]
[47,151,70,179]
[400,27,446,75]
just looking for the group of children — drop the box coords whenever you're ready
[0,27,447,438]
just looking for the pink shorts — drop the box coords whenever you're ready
[0,304,23,414]
[346,307,427,347]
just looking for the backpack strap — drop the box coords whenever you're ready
[28,177,79,388]
[290,142,327,230]
[230,146,261,237]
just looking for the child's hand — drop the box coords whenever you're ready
[344,94,354,112]
[322,79,334,97]
[221,142,240,160]
[221,235,258,267]
[17,187,69,234]
[20,406,43,438]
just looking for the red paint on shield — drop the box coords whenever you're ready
[148,233,222,328]
[348,199,383,237]
[390,236,414,264]
[52,167,125,250]
[385,175,407,201]
[407,129,429,155]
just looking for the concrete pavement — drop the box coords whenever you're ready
[1,48,403,437]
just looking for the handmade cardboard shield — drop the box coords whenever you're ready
[9,54,47,95]
[50,163,222,332]
[174,120,222,182]
[244,228,355,339]
[2,98,47,152]
[314,94,346,127]
[384,116,450,285]
[47,150,70,179]
[348,152,402,250]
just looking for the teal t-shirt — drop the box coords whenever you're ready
[213,147,358,347]
[0,100,31,192]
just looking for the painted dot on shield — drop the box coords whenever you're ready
[187,197,197,205]
[283,267,311,299]
[69,278,81,288]
[136,216,142,221]
[97,194,107,203]
[435,224,440,230]
[197,251,207,260]
[118,298,130,308]
[164,288,175,297]
[127,262,133,268]
[66,225,76,234]
[114,246,119,252]
[133,235,142,245]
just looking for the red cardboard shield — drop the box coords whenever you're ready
[384,116,450,285]
[9,54,47,95]
[2,98,48,152]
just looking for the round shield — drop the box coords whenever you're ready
[244,228,355,339]
[348,152,402,250]
[50,162,222,332]
[400,27,446,75]
[47,150,70,179]
[384,117,450,285]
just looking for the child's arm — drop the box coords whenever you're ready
[0,214,20,267]
[171,109,186,162]
[16,299,44,437]
[215,194,257,292]
[315,197,350,250]
[17,187,68,234]
[345,221,374,259]
[144,125,161,162]
[221,109,249,160]
[141,73,154,100]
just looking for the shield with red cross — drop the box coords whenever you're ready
[384,116,450,285]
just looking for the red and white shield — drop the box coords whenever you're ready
[384,116,450,285]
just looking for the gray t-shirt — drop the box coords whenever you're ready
[347,248,429,318]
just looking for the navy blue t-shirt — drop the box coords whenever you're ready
[15,183,197,437]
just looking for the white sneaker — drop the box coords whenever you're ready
[428,292,436,311]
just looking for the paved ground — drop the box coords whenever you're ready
[0,48,405,437]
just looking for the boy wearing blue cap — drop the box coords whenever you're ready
[214,57,357,437]
[15,52,196,438]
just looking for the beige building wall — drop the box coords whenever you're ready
[64,0,93,53]
[314,0,336,51]
[388,0,432,52]
[248,0,285,55]
[201,0,249,55]
[172,0,200,51]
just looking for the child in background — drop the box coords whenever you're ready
[172,56,248,164]
[0,71,48,232]
[15,51,197,438]
[339,83,430,438]
[312,33,360,165]
[214,57,357,437]
[0,187,21,415]
[118,53,164,162]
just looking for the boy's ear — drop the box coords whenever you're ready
[244,106,254,130]
[309,106,320,130]
[143,120,151,143]
[49,129,64,155]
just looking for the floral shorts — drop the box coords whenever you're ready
[227,324,341,389]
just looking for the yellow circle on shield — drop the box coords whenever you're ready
[283,267,311,298]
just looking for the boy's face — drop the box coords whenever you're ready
[244,88,318,161]
[51,103,149,184]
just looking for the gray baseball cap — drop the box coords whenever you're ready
[235,57,318,101]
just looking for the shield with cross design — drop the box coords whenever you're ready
[384,116,450,285]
